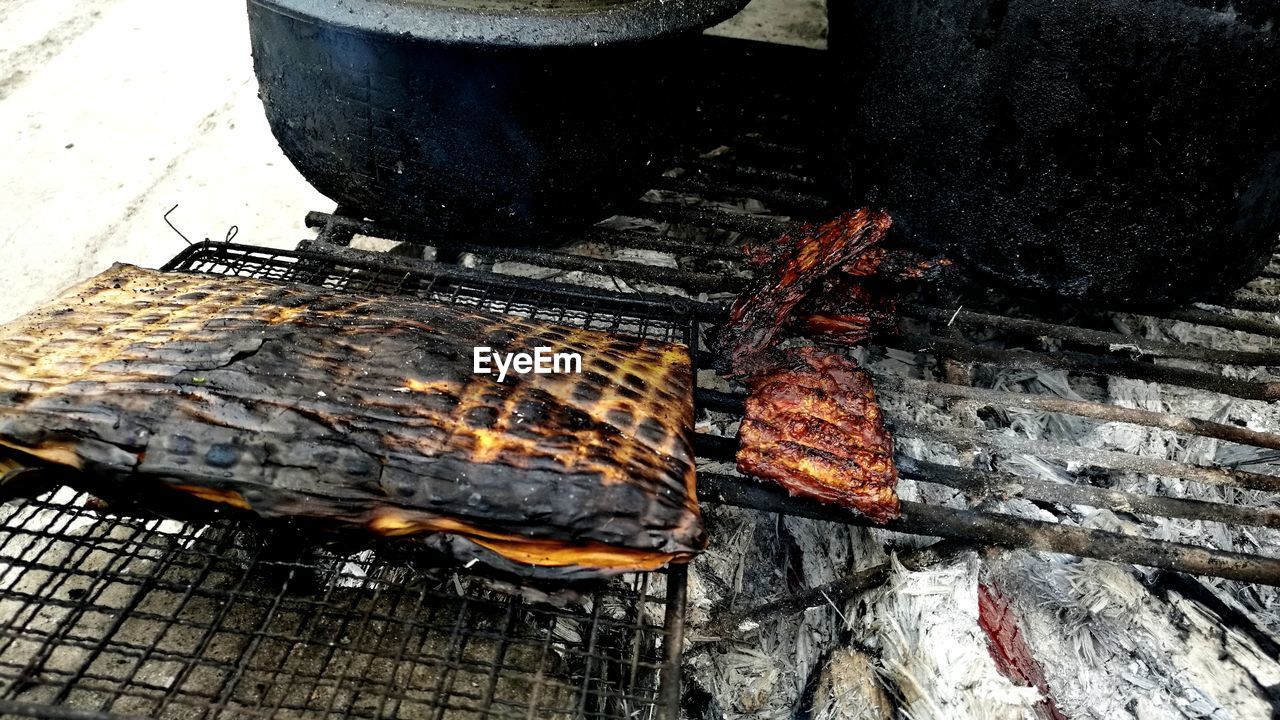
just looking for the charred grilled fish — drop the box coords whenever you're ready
[0,265,704,579]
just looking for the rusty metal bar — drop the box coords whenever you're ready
[1132,307,1280,342]
[583,227,744,263]
[904,304,1280,366]
[624,202,797,238]
[698,473,1280,586]
[695,431,1280,530]
[303,212,743,294]
[899,458,1280,531]
[657,565,688,720]
[1228,292,1280,315]
[873,374,1280,452]
[691,541,966,646]
[893,418,1280,494]
[678,157,820,189]
[898,334,1280,401]
[654,173,830,214]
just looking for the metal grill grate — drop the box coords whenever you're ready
[2,33,1278,720]
[289,38,1280,588]
[301,191,1280,588]
[0,489,684,720]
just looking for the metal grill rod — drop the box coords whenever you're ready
[693,429,1280,547]
[303,212,745,294]
[903,303,1280,366]
[872,374,1280,452]
[894,418,1280,494]
[904,334,1280,401]
[901,458,1280,531]
[1157,306,1280,341]
[698,473,1280,586]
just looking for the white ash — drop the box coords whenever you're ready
[684,506,873,718]
[1097,313,1280,637]
[943,307,1280,719]
[845,554,1042,720]
[987,553,1279,719]
[805,649,894,720]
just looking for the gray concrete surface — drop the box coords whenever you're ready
[0,0,328,324]
[0,0,824,324]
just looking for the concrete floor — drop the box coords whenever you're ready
[0,0,824,325]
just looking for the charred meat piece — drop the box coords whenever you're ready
[841,246,954,281]
[0,265,703,580]
[715,209,893,379]
[737,347,899,523]
[795,278,900,346]
[802,247,950,344]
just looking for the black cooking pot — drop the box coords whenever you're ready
[247,0,749,243]
[829,0,1280,306]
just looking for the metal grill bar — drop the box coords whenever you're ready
[1159,306,1280,340]
[872,374,1280,451]
[902,459,1280,531]
[697,473,1280,586]
[902,303,1280,366]
[303,212,744,294]
[901,333,1280,401]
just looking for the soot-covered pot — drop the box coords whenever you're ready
[830,0,1280,306]
[248,0,749,243]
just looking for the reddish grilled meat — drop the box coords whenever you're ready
[736,347,900,523]
[715,209,893,379]
[795,278,899,345]
[841,246,954,281]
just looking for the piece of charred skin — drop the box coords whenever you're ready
[737,347,900,523]
[0,264,704,579]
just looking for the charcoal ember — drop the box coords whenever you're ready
[831,0,1280,305]
[736,347,900,523]
[714,209,893,378]
[0,265,704,580]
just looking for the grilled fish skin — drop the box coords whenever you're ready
[0,264,703,579]
[736,347,900,523]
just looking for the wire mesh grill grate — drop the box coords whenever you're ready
[0,490,679,720]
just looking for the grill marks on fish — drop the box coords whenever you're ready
[0,264,703,578]
[737,348,899,523]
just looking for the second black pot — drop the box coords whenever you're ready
[830,0,1280,306]
[248,0,749,244]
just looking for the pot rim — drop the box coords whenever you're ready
[248,0,752,48]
